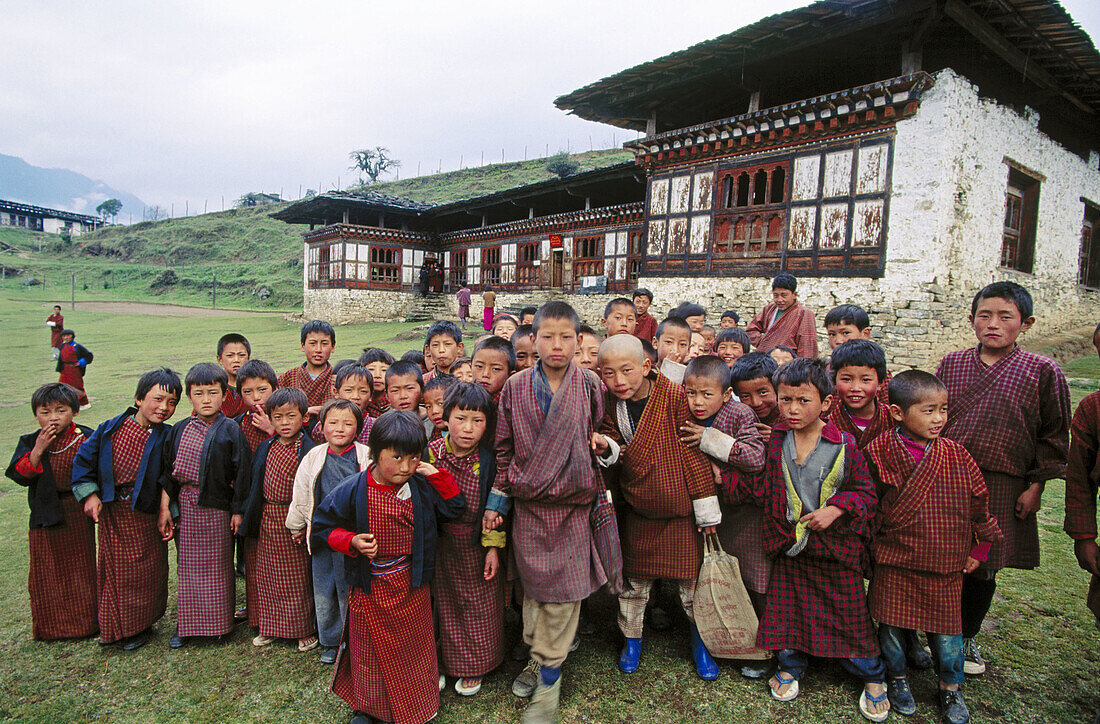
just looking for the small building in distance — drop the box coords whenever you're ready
[0,199,104,235]
[276,0,1100,368]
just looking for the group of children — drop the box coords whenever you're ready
[8,275,1087,724]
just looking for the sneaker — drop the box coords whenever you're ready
[512,658,541,698]
[962,637,986,675]
[888,677,917,716]
[319,647,337,664]
[252,635,275,647]
[938,689,971,724]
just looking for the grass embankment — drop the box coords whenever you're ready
[1,296,1096,722]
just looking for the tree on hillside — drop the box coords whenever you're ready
[96,198,123,220]
[236,192,261,208]
[546,152,579,178]
[349,147,401,185]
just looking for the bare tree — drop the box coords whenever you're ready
[349,147,401,185]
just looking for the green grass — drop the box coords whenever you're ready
[0,294,1097,722]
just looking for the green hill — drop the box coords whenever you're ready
[0,149,632,310]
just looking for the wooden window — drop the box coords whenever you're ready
[713,161,789,257]
[1080,204,1100,289]
[1001,168,1040,274]
[482,245,501,286]
[573,234,604,281]
[516,241,539,285]
[575,235,601,259]
[369,246,400,286]
[449,249,467,288]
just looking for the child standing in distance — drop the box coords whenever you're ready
[286,398,371,664]
[314,411,466,724]
[71,368,181,651]
[423,375,457,444]
[456,280,472,329]
[385,360,425,414]
[424,320,465,382]
[312,364,377,445]
[483,301,619,723]
[1065,323,1100,630]
[239,387,319,653]
[482,286,496,332]
[598,335,722,680]
[358,348,395,418]
[602,298,637,337]
[161,363,250,648]
[728,358,888,721]
[492,313,519,340]
[700,325,717,354]
[427,383,505,696]
[745,274,818,358]
[216,333,251,418]
[720,310,740,329]
[6,383,96,640]
[632,288,657,343]
[654,316,692,384]
[56,329,93,409]
[731,353,781,436]
[279,320,337,418]
[864,371,1000,724]
[936,282,1069,675]
[828,340,892,450]
[512,325,538,373]
[47,305,64,358]
[715,327,752,369]
[575,325,603,373]
[519,306,538,326]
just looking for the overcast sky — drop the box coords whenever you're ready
[4,0,1099,214]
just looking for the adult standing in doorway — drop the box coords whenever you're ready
[47,305,64,359]
[456,281,472,329]
[482,286,496,332]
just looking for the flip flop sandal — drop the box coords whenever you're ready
[859,687,891,723]
[455,677,483,696]
[769,672,800,702]
[297,636,319,652]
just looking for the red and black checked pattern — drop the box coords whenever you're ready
[264,439,302,503]
[745,301,818,358]
[1065,390,1100,541]
[238,412,269,455]
[97,502,168,643]
[713,399,767,472]
[870,564,963,635]
[221,386,248,419]
[244,538,259,627]
[255,502,315,638]
[366,394,389,419]
[48,426,84,491]
[58,344,89,405]
[175,486,235,637]
[111,416,151,490]
[828,399,892,451]
[27,494,97,640]
[278,364,335,409]
[983,470,1039,570]
[171,417,209,485]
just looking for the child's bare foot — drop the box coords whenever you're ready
[859,682,891,722]
[768,671,799,701]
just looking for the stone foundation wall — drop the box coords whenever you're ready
[304,287,418,325]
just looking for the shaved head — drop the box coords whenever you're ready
[598,333,644,365]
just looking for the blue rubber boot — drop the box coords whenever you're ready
[618,637,642,673]
[690,624,719,681]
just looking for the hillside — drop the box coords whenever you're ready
[0,153,145,217]
[0,149,632,310]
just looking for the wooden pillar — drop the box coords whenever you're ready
[646,110,657,137]
[342,210,349,224]
[901,42,922,75]
[748,91,761,113]
[529,207,535,219]
[379,212,386,228]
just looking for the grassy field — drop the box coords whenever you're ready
[0,294,1097,722]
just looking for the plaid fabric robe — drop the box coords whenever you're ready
[278,363,335,408]
[937,345,1069,570]
[600,372,717,580]
[1065,390,1100,620]
[865,430,1001,633]
[220,385,248,418]
[828,399,892,451]
[745,301,818,358]
[494,363,609,602]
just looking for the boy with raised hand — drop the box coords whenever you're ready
[279,320,337,418]
[483,301,619,724]
[358,348,395,418]
[71,368,182,651]
[6,383,96,640]
[828,340,892,450]
[598,334,723,680]
[727,357,888,722]
[745,273,818,358]
[631,288,657,343]
[512,325,538,373]
[731,352,782,437]
[864,371,1000,724]
[424,320,465,382]
[936,281,1069,676]
[216,333,252,418]
[47,304,64,358]
[654,316,692,384]
[234,360,278,454]
[602,297,637,337]
[161,363,250,649]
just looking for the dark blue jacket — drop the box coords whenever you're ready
[6,424,93,528]
[160,414,251,514]
[239,432,316,538]
[71,409,171,515]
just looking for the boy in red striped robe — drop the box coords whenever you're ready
[72,368,182,651]
[864,370,1001,724]
[358,348,394,418]
[216,333,251,418]
[745,274,818,358]
[279,320,337,418]
[313,411,466,724]
[161,363,250,648]
[936,282,1069,675]
[824,305,891,409]
[6,383,96,640]
[1065,323,1100,628]
[56,329,93,409]
[827,340,892,449]
[427,382,504,696]
[731,352,782,436]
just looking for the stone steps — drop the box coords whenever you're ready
[404,294,452,323]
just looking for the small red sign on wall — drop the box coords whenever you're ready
[549,234,563,248]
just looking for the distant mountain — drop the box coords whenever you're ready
[0,153,145,219]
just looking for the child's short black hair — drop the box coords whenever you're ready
[632,287,653,303]
[368,409,426,460]
[385,360,424,390]
[769,344,797,357]
[335,364,374,391]
[830,339,887,382]
[425,320,463,347]
[640,339,658,364]
[53,304,61,310]
[186,362,229,395]
[511,325,534,346]
[824,304,870,330]
[332,359,357,377]
[32,382,80,413]
[425,374,458,398]
[60,329,75,338]
[265,387,308,416]
[216,333,251,357]
[136,367,183,402]
[702,325,715,335]
[684,355,732,390]
[474,335,517,372]
[533,301,580,334]
[318,397,364,436]
[236,360,277,389]
[730,352,778,386]
[656,316,691,339]
[358,348,396,366]
[715,327,751,354]
[451,357,472,372]
[671,302,706,320]
[578,324,602,341]
[300,319,336,345]
[720,310,739,324]
[520,306,538,319]
[773,357,832,400]
[604,298,636,318]
[442,381,494,422]
[401,350,426,370]
[771,273,797,292]
[971,281,1033,319]
[888,370,948,412]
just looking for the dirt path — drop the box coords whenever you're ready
[33,300,285,317]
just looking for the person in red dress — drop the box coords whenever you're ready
[56,330,93,409]
[47,305,64,358]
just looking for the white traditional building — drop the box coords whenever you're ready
[0,199,104,236]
